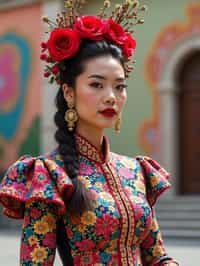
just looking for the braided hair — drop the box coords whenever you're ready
[54,40,125,215]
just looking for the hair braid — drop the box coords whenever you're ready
[54,89,92,215]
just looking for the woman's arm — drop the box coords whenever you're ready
[140,208,179,266]
[20,200,58,265]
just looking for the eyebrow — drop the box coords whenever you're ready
[88,74,125,82]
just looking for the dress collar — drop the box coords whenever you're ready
[75,133,110,164]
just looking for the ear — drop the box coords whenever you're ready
[62,83,75,103]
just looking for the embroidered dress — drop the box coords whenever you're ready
[0,134,177,266]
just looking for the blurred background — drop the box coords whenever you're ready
[0,0,200,265]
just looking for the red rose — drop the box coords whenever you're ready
[51,65,59,75]
[105,19,126,45]
[122,33,136,58]
[47,28,80,61]
[74,16,106,41]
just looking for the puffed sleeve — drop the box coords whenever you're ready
[0,155,74,219]
[136,156,179,265]
[136,156,171,206]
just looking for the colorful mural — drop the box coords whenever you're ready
[140,3,200,156]
[0,3,43,176]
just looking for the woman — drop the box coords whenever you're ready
[0,1,179,265]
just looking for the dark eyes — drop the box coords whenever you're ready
[90,82,103,89]
[116,84,127,91]
[89,82,127,91]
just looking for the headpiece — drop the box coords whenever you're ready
[40,0,147,84]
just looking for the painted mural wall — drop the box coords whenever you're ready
[0,3,43,177]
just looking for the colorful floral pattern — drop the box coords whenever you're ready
[0,135,178,265]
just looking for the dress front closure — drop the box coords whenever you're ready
[101,161,135,265]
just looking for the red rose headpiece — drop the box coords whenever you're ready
[41,0,147,84]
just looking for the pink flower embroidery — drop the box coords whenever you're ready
[79,162,93,175]
[20,243,33,260]
[118,167,133,178]
[30,207,42,220]
[75,239,95,251]
[107,253,119,266]
[141,233,155,249]
[43,232,56,249]
[95,214,119,239]
[74,252,100,266]
[8,166,18,180]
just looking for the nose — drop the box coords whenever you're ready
[104,87,116,105]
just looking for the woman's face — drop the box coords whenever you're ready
[64,55,127,134]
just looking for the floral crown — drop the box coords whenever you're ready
[40,0,147,84]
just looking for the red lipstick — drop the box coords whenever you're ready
[100,108,117,118]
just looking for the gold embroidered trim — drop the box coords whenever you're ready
[101,163,135,265]
[76,134,110,163]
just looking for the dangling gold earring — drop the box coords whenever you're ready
[115,115,122,133]
[65,102,78,131]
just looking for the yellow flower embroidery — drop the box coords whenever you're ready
[152,245,165,257]
[38,201,48,209]
[151,219,159,231]
[106,239,118,252]
[81,211,97,225]
[99,192,114,202]
[150,176,159,186]
[130,195,144,204]
[138,172,145,181]
[42,214,56,232]
[124,159,136,169]
[34,220,50,235]
[134,180,145,193]
[95,182,103,189]
[108,206,115,212]
[78,223,87,233]
[28,235,39,246]
[31,246,48,263]
[25,201,32,208]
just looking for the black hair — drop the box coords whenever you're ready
[54,40,125,215]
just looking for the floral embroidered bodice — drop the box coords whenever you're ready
[0,134,178,266]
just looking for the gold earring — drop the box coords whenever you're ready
[65,102,78,131]
[115,115,122,133]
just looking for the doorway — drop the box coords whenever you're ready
[177,51,200,194]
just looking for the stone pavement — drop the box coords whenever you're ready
[0,231,199,265]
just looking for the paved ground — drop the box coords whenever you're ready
[0,231,199,265]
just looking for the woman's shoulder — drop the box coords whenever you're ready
[111,152,171,206]
[0,151,74,219]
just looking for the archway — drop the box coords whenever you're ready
[159,37,200,196]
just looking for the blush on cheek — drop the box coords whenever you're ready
[75,86,100,115]
[120,94,127,106]
[78,86,99,101]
